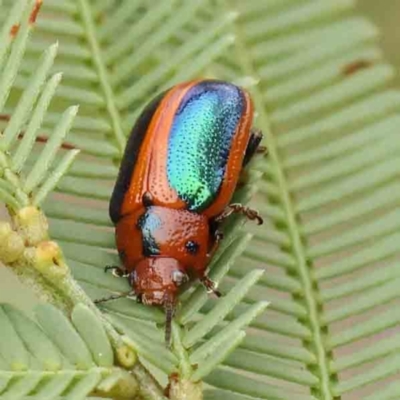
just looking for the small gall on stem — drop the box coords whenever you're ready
[116,343,138,368]
[0,222,24,263]
[35,241,68,278]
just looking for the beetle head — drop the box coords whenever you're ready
[131,257,190,344]
[132,257,189,304]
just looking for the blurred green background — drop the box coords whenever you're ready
[0,0,399,312]
[358,0,400,86]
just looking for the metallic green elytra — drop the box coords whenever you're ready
[167,81,245,211]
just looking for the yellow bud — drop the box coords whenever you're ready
[0,231,24,263]
[116,345,137,368]
[35,241,68,278]
[0,223,24,264]
[0,222,12,240]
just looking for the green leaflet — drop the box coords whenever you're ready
[0,303,137,398]
[0,1,79,210]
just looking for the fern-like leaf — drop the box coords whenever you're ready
[2,0,400,399]
[201,1,400,399]
[0,303,139,399]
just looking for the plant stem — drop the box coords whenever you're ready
[10,258,71,313]
[132,363,168,400]
[172,323,192,379]
[168,378,203,400]
[167,323,202,400]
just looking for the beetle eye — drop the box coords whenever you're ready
[185,240,199,254]
[172,270,189,286]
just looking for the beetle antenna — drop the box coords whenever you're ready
[164,296,176,347]
[94,291,133,304]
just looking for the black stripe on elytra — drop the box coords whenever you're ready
[137,210,161,257]
[109,90,167,224]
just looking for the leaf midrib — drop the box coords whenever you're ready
[76,0,125,153]
[0,368,107,378]
[228,5,333,399]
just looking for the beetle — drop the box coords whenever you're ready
[98,80,264,343]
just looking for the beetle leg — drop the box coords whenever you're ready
[104,265,130,278]
[136,293,143,304]
[216,203,263,225]
[207,230,224,258]
[242,128,266,167]
[201,276,222,297]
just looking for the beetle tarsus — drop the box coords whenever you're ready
[201,276,222,298]
[104,265,129,278]
[215,230,224,242]
[257,145,268,155]
[217,203,263,225]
